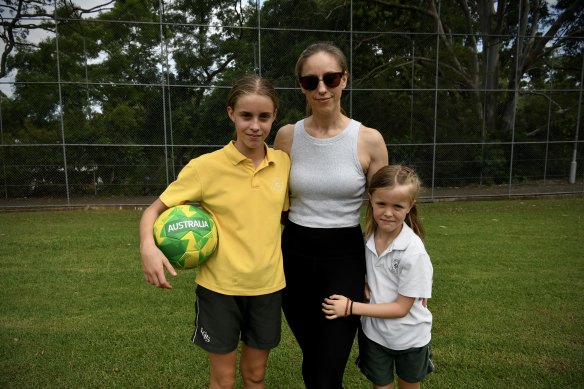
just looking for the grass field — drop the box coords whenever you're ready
[1,197,583,388]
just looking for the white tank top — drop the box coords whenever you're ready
[288,119,366,228]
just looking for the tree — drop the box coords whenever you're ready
[2,0,582,196]
[163,0,258,150]
[369,0,584,136]
[0,0,115,79]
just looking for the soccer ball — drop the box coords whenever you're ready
[153,204,218,269]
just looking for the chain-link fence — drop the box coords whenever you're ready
[1,1,583,210]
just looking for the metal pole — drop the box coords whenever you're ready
[0,95,7,198]
[410,39,414,140]
[508,0,523,197]
[159,0,170,186]
[480,41,489,186]
[161,1,175,180]
[349,0,353,117]
[257,0,261,76]
[54,0,70,205]
[543,58,554,184]
[569,53,583,184]
[431,0,441,199]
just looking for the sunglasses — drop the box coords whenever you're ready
[298,72,344,91]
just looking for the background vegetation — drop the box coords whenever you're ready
[1,0,583,202]
[1,197,583,388]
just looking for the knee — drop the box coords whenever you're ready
[240,365,266,386]
[209,370,236,389]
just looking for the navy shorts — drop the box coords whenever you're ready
[357,327,434,385]
[191,285,282,354]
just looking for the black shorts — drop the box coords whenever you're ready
[357,327,434,385]
[191,285,282,354]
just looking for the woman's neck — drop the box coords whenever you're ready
[305,113,350,138]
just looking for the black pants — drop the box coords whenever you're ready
[282,221,366,389]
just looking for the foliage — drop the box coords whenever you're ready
[0,0,582,197]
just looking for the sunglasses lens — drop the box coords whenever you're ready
[300,76,319,90]
[299,73,343,90]
[323,73,342,88]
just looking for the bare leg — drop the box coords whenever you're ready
[208,351,237,389]
[396,378,420,389]
[239,344,270,389]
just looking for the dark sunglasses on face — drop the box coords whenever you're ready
[298,72,344,91]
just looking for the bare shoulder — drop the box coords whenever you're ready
[358,124,388,181]
[359,124,386,148]
[274,124,295,155]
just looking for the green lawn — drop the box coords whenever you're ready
[1,197,583,388]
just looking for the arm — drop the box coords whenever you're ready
[274,124,293,224]
[273,124,294,155]
[358,126,389,184]
[139,198,177,289]
[322,293,415,320]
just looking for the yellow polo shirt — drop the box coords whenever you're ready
[159,141,290,296]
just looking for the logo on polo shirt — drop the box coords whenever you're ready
[272,177,284,192]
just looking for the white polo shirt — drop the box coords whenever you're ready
[361,223,433,350]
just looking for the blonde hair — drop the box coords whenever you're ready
[227,75,278,140]
[295,41,348,80]
[364,165,425,240]
[294,42,348,116]
[227,74,279,111]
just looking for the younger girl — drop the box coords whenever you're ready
[322,165,434,389]
[139,75,290,389]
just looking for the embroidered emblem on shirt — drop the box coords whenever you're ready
[272,177,284,192]
[389,257,401,274]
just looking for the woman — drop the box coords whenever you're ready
[274,42,388,389]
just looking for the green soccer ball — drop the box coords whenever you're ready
[153,204,218,269]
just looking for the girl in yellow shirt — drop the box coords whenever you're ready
[139,75,290,389]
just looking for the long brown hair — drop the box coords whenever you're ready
[295,42,348,80]
[364,165,425,240]
[294,42,348,116]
